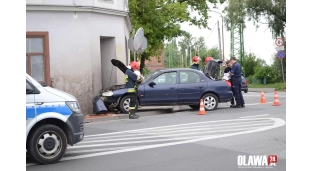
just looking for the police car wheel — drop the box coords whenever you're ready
[202,93,219,111]
[119,95,139,114]
[27,124,67,165]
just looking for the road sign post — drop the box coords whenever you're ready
[276,50,285,83]
[274,38,286,83]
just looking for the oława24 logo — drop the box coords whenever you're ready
[237,155,277,169]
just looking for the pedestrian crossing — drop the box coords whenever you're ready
[26,117,285,166]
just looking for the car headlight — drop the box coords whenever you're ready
[102,91,113,96]
[66,101,81,113]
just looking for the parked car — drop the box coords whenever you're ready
[100,60,233,114]
[241,75,248,93]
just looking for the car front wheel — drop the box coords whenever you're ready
[119,95,139,114]
[202,93,219,111]
[27,124,67,165]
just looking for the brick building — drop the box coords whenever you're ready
[144,51,165,71]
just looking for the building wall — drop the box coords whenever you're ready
[145,51,165,71]
[26,9,130,114]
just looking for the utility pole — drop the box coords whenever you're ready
[217,20,223,77]
[189,45,192,66]
[230,0,245,74]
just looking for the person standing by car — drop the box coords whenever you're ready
[190,56,201,70]
[125,61,142,119]
[224,60,235,107]
[229,57,245,108]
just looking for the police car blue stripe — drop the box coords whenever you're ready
[26,103,72,120]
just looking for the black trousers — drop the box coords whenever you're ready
[233,79,245,106]
[230,87,235,105]
[128,88,138,114]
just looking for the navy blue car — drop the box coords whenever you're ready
[101,68,233,114]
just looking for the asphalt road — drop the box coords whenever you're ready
[27,92,286,171]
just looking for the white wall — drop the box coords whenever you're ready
[26,10,130,114]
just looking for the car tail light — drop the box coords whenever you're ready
[225,80,231,87]
[245,80,248,85]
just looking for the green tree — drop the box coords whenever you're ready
[164,39,182,68]
[222,0,286,38]
[129,0,219,73]
[243,52,267,77]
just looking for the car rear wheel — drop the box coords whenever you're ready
[189,105,199,110]
[119,95,139,114]
[202,93,219,111]
[244,89,248,93]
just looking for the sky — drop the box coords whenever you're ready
[178,3,278,65]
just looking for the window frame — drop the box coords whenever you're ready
[26,32,51,86]
[179,71,201,84]
[153,71,177,85]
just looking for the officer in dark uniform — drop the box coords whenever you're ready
[224,60,235,107]
[190,56,201,70]
[125,61,142,119]
[229,57,245,108]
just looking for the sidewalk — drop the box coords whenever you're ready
[84,106,176,123]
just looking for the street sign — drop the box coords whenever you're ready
[128,36,135,52]
[275,38,284,47]
[276,50,285,59]
[137,36,148,54]
[275,46,284,51]
[133,28,144,51]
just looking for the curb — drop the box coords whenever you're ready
[84,107,177,123]
[248,88,275,93]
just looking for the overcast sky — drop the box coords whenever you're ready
[178,3,278,65]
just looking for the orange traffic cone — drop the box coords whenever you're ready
[272,91,281,106]
[260,91,267,104]
[198,99,207,115]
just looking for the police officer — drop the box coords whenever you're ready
[125,61,142,119]
[224,60,235,107]
[190,56,201,70]
[229,57,245,108]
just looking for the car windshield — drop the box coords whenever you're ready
[142,71,159,83]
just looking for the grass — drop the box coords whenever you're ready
[248,82,286,91]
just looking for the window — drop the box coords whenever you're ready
[153,72,177,84]
[26,80,33,91]
[180,71,201,84]
[26,32,50,86]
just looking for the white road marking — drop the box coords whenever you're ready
[75,124,271,145]
[27,117,285,166]
[84,120,271,140]
[60,118,285,161]
[239,114,270,118]
[84,117,275,138]
[244,95,286,97]
[67,146,140,154]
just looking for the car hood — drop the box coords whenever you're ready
[44,86,78,101]
[104,84,127,91]
[111,59,128,74]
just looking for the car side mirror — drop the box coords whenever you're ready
[148,81,156,87]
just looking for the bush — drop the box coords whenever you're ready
[248,82,286,90]
[273,82,286,90]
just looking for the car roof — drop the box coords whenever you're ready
[155,68,202,73]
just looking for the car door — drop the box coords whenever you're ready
[26,79,37,134]
[177,70,207,104]
[143,71,178,105]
